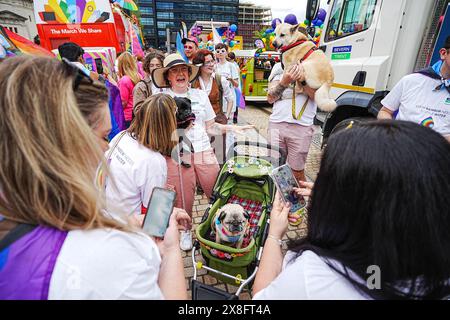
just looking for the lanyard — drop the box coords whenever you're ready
[291,82,309,120]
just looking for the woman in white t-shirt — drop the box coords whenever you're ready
[0,55,191,300]
[253,121,450,300]
[152,54,254,250]
[105,94,179,219]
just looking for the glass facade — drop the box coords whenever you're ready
[136,0,239,50]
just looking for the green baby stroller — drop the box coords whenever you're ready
[191,141,286,300]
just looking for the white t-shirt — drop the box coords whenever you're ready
[105,132,167,218]
[216,61,238,113]
[167,88,216,153]
[381,73,450,136]
[253,250,370,300]
[269,63,317,126]
[49,228,164,299]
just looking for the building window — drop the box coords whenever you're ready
[141,18,154,26]
[157,12,174,19]
[140,7,153,15]
[156,2,174,10]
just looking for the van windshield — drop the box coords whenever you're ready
[254,55,277,81]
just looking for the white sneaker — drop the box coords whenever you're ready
[180,230,193,251]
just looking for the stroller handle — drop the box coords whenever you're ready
[226,141,287,167]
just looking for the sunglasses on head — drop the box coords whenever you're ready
[61,58,93,90]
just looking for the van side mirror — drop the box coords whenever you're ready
[306,0,320,22]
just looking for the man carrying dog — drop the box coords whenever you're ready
[267,61,317,184]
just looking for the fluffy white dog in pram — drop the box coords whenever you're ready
[211,204,250,249]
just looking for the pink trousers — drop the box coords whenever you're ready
[165,149,220,215]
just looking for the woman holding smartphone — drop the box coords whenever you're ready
[253,121,450,300]
[0,56,190,300]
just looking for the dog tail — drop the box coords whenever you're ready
[314,83,337,112]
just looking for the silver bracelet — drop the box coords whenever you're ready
[267,234,283,246]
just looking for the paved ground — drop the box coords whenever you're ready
[184,104,323,300]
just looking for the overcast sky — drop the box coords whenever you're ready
[244,0,329,24]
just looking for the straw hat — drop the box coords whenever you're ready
[151,53,199,88]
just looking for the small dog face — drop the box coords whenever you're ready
[214,204,249,248]
[174,96,195,129]
[273,23,308,49]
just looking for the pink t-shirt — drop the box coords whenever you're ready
[118,75,136,121]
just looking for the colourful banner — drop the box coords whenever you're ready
[34,0,114,24]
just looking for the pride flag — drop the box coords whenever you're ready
[176,32,188,62]
[0,26,54,57]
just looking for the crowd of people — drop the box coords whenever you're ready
[0,32,449,300]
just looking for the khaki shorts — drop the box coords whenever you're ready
[268,122,314,171]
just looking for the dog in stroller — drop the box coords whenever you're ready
[211,203,250,249]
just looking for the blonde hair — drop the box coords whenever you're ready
[128,93,178,156]
[74,78,109,130]
[0,56,126,231]
[117,52,141,85]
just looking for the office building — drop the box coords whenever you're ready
[238,1,272,49]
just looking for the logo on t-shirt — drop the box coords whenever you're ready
[420,117,434,128]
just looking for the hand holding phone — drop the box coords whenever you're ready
[142,187,176,238]
[270,164,307,213]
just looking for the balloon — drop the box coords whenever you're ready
[229,41,235,48]
[262,38,267,43]
[255,53,260,57]
[268,54,272,58]
[317,19,323,26]
[300,23,307,28]
[271,18,282,30]
[317,8,327,21]
[262,48,266,52]
[229,24,237,32]
[284,14,298,25]
[265,28,274,34]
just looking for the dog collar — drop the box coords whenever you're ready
[279,40,307,53]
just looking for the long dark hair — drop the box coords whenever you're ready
[289,120,450,299]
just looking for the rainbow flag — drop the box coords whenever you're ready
[0,27,54,57]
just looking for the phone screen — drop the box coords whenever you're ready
[142,188,176,238]
[271,164,306,212]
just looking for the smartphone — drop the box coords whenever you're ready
[94,58,104,75]
[141,187,176,238]
[270,164,306,213]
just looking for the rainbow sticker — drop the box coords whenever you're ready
[420,117,434,128]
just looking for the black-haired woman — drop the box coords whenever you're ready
[253,120,450,300]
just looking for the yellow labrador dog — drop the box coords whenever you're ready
[273,23,336,112]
